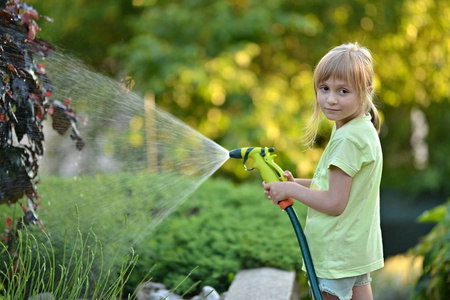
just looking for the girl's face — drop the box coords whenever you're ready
[316,77,363,129]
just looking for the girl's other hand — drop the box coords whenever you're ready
[262,181,270,196]
[283,170,294,182]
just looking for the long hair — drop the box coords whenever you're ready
[304,43,380,147]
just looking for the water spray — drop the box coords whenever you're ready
[229,147,322,300]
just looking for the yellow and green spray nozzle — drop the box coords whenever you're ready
[229,147,294,210]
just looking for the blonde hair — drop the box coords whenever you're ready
[305,42,380,147]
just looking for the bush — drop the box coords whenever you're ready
[410,199,450,299]
[0,0,84,244]
[129,178,307,295]
[1,175,308,296]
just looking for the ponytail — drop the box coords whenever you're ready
[369,102,381,133]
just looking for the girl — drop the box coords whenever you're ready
[263,43,384,300]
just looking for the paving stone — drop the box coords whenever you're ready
[225,267,298,300]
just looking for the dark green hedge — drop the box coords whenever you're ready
[129,178,307,294]
[3,175,307,296]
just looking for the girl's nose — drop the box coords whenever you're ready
[327,93,337,105]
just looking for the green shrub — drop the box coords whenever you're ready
[410,199,450,299]
[1,175,308,297]
[130,178,307,295]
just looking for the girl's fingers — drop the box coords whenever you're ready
[283,170,294,181]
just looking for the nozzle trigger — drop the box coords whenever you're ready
[243,147,254,171]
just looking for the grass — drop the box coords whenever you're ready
[0,226,139,299]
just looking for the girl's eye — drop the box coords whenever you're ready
[319,86,328,91]
[339,88,349,94]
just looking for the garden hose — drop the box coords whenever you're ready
[229,147,322,300]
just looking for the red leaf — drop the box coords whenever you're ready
[28,21,40,41]
[6,217,12,229]
[46,91,52,97]
[65,98,71,106]
[5,3,18,15]
[7,63,17,74]
[21,9,39,25]
[36,105,45,119]
[37,64,46,75]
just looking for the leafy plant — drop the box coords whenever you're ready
[128,178,307,296]
[0,0,84,245]
[1,174,309,297]
[410,200,450,299]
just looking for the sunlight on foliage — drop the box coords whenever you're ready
[29,0,450,195]
[372,254,423,299]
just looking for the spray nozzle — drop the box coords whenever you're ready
[228,147,283,182]
[229,148,244,159]
[229,147,275,171]
[229,147,274,158]
[229,146,294,210]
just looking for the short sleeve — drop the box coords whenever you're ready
[326,138,369,177]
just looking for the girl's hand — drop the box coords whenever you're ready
[263,170,294,205]
[262,181,291,205]
[283,170,294,182]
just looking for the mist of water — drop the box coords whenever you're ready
[37,51,230,261]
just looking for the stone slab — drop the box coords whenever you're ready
[225,267,298,300]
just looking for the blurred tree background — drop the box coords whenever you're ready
[2,0,446,297]
[28,0,450,198]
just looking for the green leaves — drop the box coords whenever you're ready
[418,204,447,224]
[132,178,306,294]
[25,0,450,195]
[411,199,450,299]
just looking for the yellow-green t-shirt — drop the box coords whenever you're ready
[302,115,384,278]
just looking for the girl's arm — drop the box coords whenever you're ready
[294,178,312,188]
[282,170,312,188]
[264,166,351,216]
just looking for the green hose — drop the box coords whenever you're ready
[285,205,322,300]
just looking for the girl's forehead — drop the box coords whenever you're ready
[320,76,354,87]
